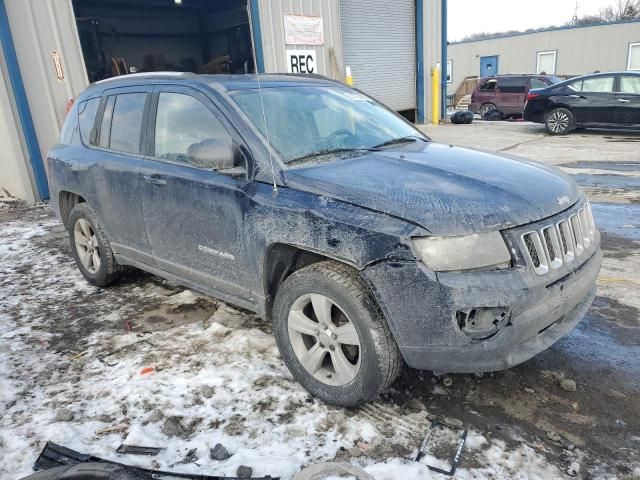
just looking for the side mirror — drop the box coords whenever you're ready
[186,139,235,170]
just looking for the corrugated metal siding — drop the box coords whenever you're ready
[0,48,38,202]
[340,0,416,111]
[5,0,88,165]
[256,0,343,80]
[447,20,640,94]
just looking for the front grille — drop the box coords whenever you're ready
[520,200,596,275]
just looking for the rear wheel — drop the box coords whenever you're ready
[545,108,574,135]
[272,261,401,407]
[479,102,497,118]
[68,203,125,287]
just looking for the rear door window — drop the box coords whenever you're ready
[569,76,615,93]
[108,93,147,154]
[620,76,640,94]
[498,78,526,93]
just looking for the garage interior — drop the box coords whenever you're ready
[71,0,255,83]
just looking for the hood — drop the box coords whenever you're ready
[284,142,580,236]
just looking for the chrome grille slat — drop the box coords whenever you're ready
[520,200,596,275]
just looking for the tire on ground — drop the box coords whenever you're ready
[68,203,125,287]
[272,260,402,407]
[544,107,575,135]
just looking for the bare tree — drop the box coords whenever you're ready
[599,0,640,21]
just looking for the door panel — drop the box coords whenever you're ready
[140,86,250,299]
[616,75,640,126]
[480,56,498,77]
[563,76,616,125]
[81,86,153,264]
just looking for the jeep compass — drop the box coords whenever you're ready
[48,73,602,406]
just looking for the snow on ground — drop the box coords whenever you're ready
[0,206,569,479]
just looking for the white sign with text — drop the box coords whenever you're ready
[286,50,317,74]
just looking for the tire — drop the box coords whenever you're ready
[545,107,575,135]
[20,463,146,480]
[479,102,497,118]
[68,203,125,287]
[272,261,402,407]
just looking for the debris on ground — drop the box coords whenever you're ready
[559,378,577,392]
[237,465,253,479]
[55,409,74,422]
[115,444,162,456]
[210,443,232,461]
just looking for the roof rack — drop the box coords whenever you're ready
[94,71,196,84]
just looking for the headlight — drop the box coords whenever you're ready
[412,232,511,272]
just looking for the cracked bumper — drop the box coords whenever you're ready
[362,246,602,373]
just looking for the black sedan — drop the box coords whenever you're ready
[524,71,640,135]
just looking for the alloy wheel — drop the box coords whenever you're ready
[74,218,101,274]
[479,103,496,117]
[547,110,570,134]
[287,293,361,386]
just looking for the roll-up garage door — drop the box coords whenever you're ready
[340,0,416,111]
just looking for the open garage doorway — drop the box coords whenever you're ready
[72,0,255,83]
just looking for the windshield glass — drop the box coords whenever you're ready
[230,86,425,164]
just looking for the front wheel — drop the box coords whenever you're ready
[272,261,402,407]
[545,108,575,135]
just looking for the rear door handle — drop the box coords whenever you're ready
[143,174,167,186]
[617,98,630,103]
[568,94,585,99]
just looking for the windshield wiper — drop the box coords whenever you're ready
[288,147,378,165]
[373,135,427,149]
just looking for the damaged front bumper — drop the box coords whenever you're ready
[362,232,602,373]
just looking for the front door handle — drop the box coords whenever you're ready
[568,94,585,99]
[143,174,167,186]
[617,98,630,103]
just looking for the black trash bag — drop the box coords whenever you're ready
[450,111,474,124]
[483,109,503,121]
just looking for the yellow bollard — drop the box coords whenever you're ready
[431,66,440,124]
[345,66,353,87]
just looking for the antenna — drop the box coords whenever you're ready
[247,2,278,191]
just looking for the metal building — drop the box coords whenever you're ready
[0,0,444,203]
[447,19,640,97]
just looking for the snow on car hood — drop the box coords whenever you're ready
[284,142,580,236]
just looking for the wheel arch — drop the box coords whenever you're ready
[59,191,86,228]
[262,243,360,319]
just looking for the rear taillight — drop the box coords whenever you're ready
[527,93,540,101]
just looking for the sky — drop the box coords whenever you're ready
[448,0,617,42]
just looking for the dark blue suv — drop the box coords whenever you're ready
[48,73,602,406]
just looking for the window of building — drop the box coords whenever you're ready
[446,60,452,83]
[154,92,231,168]
[536,50,557,75]
[620,75,640,94]
[628,43,640,71]
[109,93,147,154]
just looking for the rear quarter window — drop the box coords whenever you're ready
[78,98,100,146]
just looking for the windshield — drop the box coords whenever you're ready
[230,86,426,164]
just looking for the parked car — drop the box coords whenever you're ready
[524,71,640,135]
[469,74,561,118]
[48,73,601,407]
